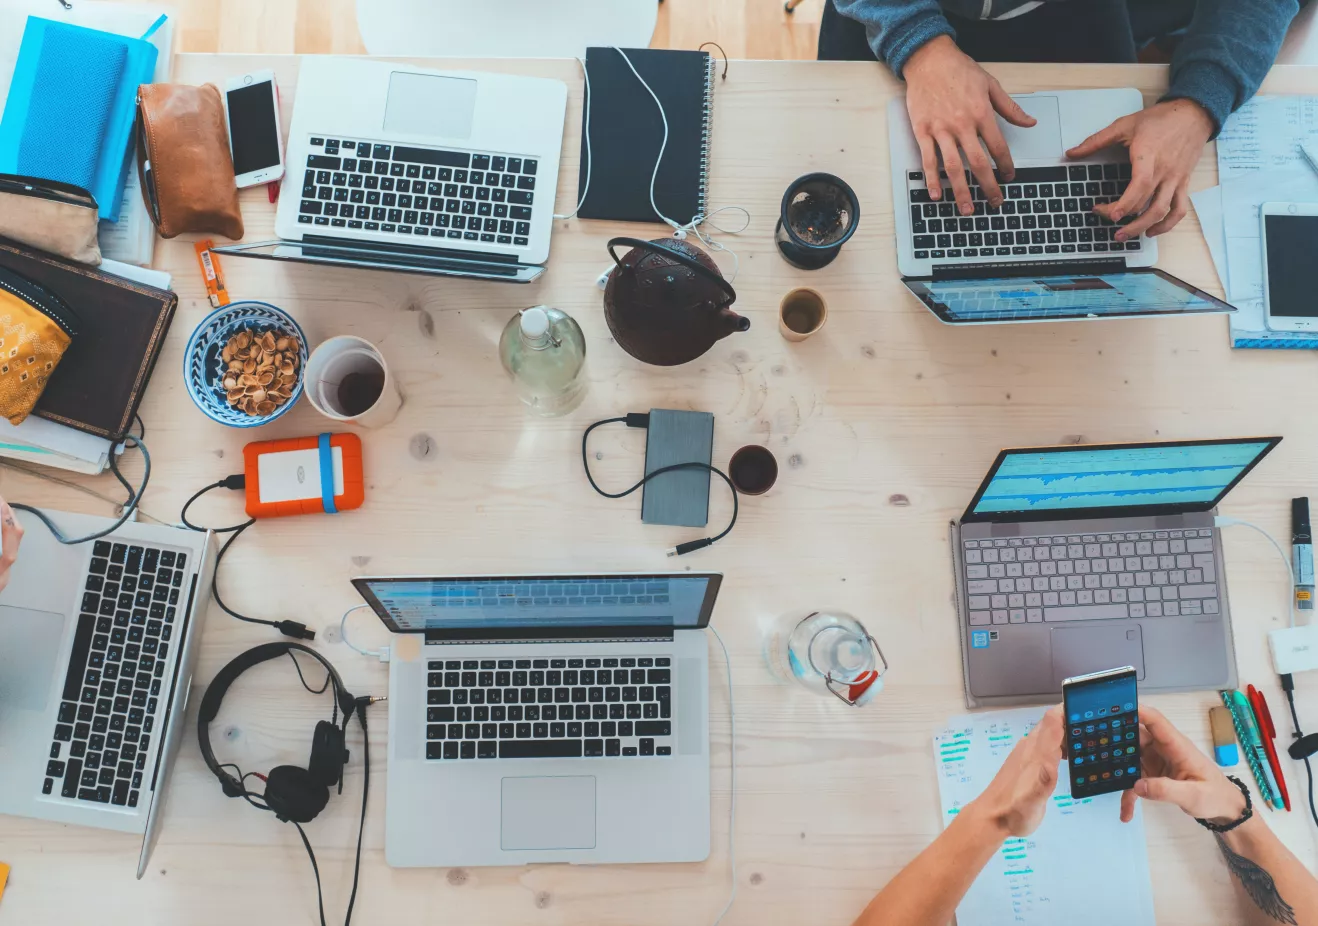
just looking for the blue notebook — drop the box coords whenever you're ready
[0,17,160,222]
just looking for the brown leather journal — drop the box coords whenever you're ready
[136,83,244,240]
[0,238,177,439]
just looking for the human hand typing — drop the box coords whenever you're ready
[1066,99,1214,241]
[1119,704,1247,825]
[903,35,1036,217]
[0,498,22,594]
[969,705,1064,838]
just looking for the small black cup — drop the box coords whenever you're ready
[729,445,779,496]
[775,172,860,270]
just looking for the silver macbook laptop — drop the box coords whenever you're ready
[214,57,567,283]
[889,89,1234,326]
[0,509,215,877]
[353,573,720,867]
[951,438,1280,707]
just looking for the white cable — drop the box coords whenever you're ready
[340,603,389,660]
[552,56,592,221]
[707,625,737,926]
[1215,516,1298,627]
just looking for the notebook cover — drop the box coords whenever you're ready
[0,18,157,222]
[577,47,713,226]
[0,237,176,439]
[641,408,713,528]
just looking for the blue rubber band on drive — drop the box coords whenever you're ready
[318,433,338,514]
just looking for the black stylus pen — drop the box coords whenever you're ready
[1293,498,1313,611]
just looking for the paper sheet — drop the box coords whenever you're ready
[934,708,1155,926]
[1217,96,1318,182]
[1190,184,1228,293]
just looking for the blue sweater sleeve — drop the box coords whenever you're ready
[831,0,955,78]
[1164,0,1299,137]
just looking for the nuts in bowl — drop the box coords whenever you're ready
[220,329,301,417]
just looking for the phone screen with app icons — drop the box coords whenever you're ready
[1063,667,1140,799]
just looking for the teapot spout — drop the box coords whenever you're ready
[718,306,751,335]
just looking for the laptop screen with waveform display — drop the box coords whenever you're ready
[968,439,1279,518]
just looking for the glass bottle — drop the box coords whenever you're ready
[764,609,887,706]
[499,305,587,417]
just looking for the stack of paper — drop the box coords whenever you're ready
[933,708,1155,926]
[0,2,173,267]
[1191,96,1318,348]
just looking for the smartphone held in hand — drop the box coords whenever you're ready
[1064,666,1141,799]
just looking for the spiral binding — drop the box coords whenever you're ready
[698,55,715,220]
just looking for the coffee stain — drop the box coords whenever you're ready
[410,433,437,461]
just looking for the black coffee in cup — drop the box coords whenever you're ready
[337,370,385,417]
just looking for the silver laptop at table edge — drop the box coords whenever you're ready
[948,437,1282,709]
[213,56,568,283]
[889,88,1158,279]
[0,508,215,878]
[352,572,721,868]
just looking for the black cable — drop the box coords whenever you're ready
[1281,674,1318,829]
[344,698,374,926]
[286,649,332,695]
[134,413,145,441]
[581,414,738,556]
[292,820,329,926]
[180,477,314,640]
[12,434,150,544]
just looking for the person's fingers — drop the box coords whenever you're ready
[987,79,1036,128]
[1117,183,1173,240]
[1120,788,1138,823]
[1098,168,1156,225]
[980,119,1016,185]
[1066,117,1130,160]
[1033,705,1065,752]
[935,134,974,215]
[1137,705,1192,753]
[1146,186,1190,237]
[0,500,22,566]
[1133,776,1201,812]
[961,132,1003,205]
[917,133,943,202]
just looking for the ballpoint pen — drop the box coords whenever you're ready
[1231,689,1285,810]
[1248,684,1291,811]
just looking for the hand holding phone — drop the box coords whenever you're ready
[1118,704,1249,825]
[1064,666,1141,798]
[223,70,284,188]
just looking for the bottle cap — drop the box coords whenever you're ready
[520,307,550,339]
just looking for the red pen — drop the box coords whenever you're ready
[1248,685,1291,811]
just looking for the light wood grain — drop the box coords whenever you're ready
[3,55,1318,926]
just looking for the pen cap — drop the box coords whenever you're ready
[1294,497,1311,541]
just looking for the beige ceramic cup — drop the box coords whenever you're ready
[304,335,403,428]
[779,288,827,341]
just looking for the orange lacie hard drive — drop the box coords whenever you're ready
[243,433,364,519]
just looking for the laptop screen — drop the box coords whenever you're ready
[905,269,1233,323]
[963,438,1280,522]
[353,574,721,635]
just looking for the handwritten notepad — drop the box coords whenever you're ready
[933,708,1156,926]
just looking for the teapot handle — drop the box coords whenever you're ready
[607,236,737,306]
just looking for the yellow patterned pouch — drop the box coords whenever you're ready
[0,265,79,425]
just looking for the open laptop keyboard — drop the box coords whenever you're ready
[964,529,1219,625]
[426,656,673,760]
[299,137,538,246]
[44,541,185,807]
[908,164,1141,261]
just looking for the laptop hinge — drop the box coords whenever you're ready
[302,233,519,265]
[931,258,1127,282]
[423,626,677,645]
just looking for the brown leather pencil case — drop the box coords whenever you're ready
[136,83,244,240]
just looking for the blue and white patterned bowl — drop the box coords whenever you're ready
[183,301,308,428]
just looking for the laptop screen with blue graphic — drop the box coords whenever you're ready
[963,438,1280,522]
[353,574,722,634]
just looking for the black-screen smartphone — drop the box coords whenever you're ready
[1063,666,1140,798]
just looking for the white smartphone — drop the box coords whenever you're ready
[1261,201,1318,332]
[223,70,284,188]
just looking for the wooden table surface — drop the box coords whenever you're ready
[2,55,1317,926]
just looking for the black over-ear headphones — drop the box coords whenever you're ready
[197,642,379,926]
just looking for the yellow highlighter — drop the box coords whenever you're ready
[0,860,9,902]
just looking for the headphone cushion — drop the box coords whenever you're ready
[309,720,347,788]
[264,765,329,823]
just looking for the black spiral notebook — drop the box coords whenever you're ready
[577,47,716,225]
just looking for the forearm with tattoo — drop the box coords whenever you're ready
[1216,834,1298,925]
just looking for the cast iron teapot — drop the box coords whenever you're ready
[603,236,750,366]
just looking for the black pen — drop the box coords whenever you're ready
[1293,498,1313,611]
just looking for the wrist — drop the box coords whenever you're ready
[904,35,959,79]
[1161,98,1214,142]
[1202,777,1250,826]
[960,797,1012,844]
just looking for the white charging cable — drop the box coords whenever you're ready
[707,625,738,926]
[554,47,751,282]
[1215,515,1299,626]
[341,603,391,662]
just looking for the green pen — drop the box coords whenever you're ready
[1229,689,1285,810]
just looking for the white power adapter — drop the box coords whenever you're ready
[1270,625,1318,675]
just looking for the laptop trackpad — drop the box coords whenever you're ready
[997,95,1064,160]
[384,71,477,139]
[0,605,66,712]
[1050,624,1145,689]
[501,776,597,851]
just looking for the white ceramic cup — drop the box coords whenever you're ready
[304,335,402,428]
